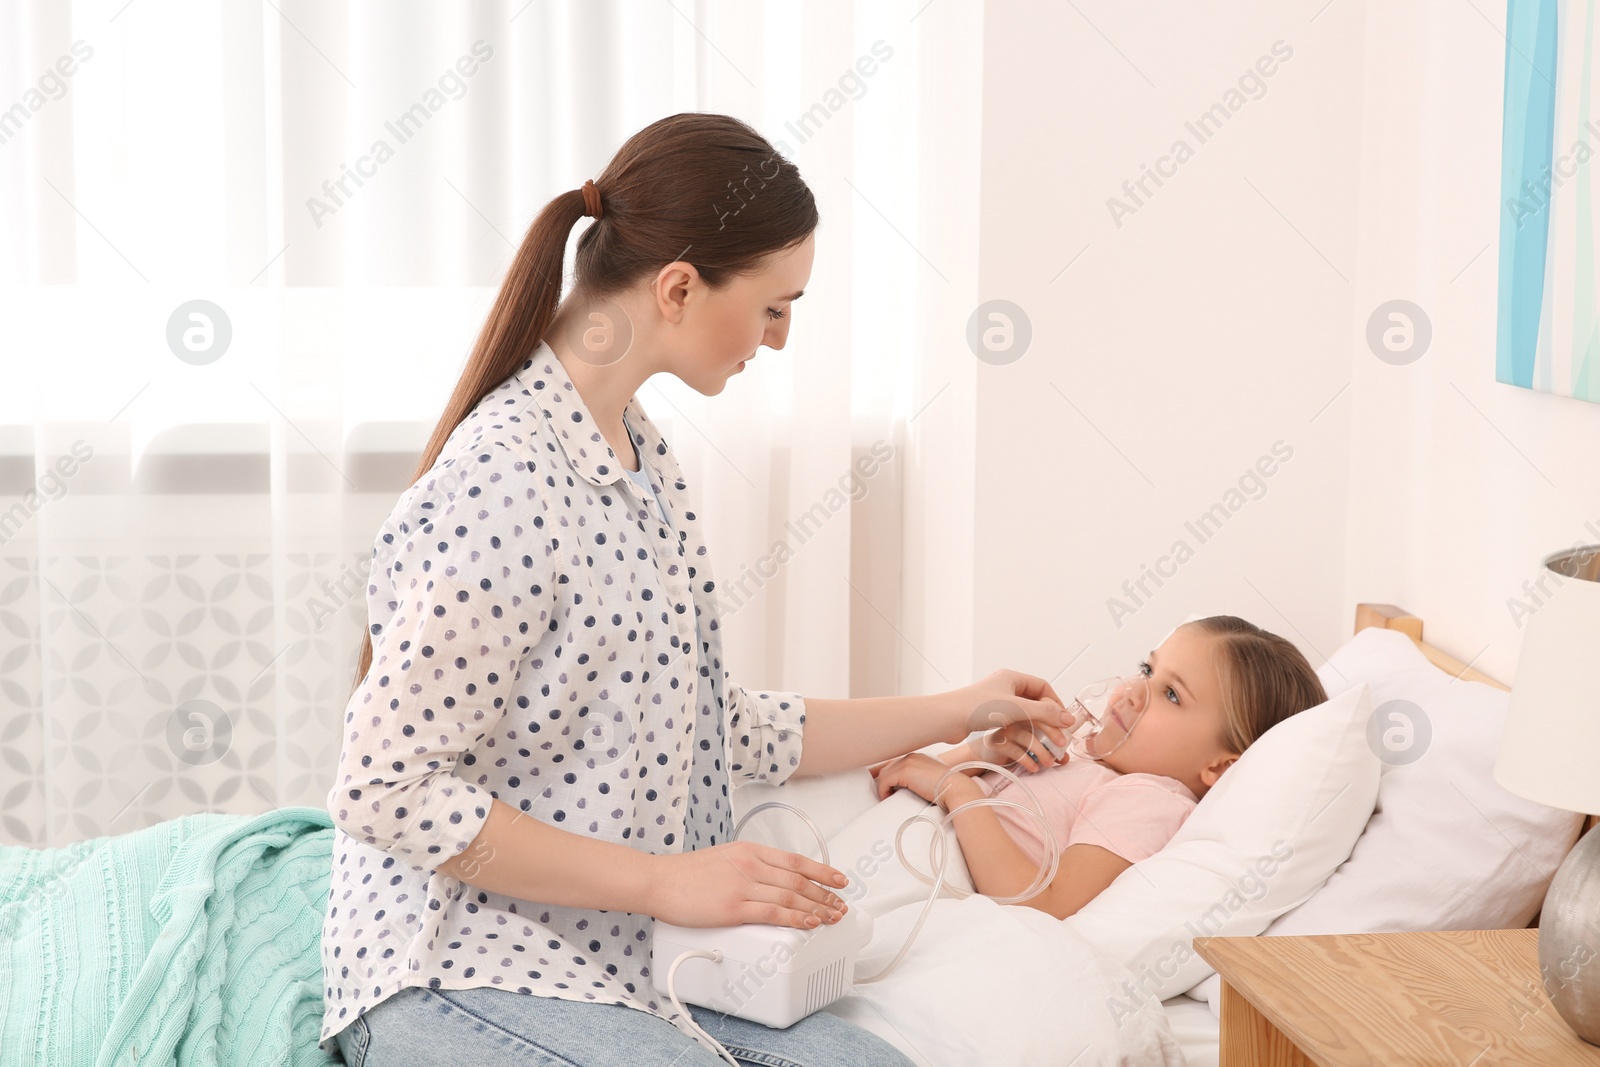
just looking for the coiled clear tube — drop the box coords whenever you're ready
[854,758,1059,984]
[676,759,1060,1050]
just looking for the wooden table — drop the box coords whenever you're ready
[1192,928,1600,1066]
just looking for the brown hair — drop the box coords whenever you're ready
[351,112,819,688]
[1185,615,1328,755]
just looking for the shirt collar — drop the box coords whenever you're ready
[516,340,684,490]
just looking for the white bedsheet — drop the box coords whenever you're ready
[733,764,1190,1066]
[826,784,979,916]
[822,891,1188,1067]
[1161,994,1220,1067]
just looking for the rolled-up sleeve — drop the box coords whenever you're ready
[725,684,806,787]
[327,443,554,873]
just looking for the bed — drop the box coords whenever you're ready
[1164,601,1546,1067]
[0,603,1589,1066]
[728,602,1595,1067]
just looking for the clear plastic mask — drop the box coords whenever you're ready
[1059,672,1152,761]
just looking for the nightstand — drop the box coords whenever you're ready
[1192,928,1600,1066]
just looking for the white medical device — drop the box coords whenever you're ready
[651,881,875,1027]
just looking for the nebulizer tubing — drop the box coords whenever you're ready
[659,764,1062,1066]
[850,673,1150,987]
[853,759,1060,985]
[659,672,1155,1063]
[728,767,1061,986]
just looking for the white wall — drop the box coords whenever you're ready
[1342,0,1600,686]
[964,2,1365,693]
[890,0,1600,701]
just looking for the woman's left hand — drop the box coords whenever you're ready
[957,669,1073,736]
[871,752,980,806]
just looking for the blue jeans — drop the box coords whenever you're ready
[334,985,916,1067]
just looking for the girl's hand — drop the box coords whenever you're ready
[648,841,851,931]
[970,719,1072,773]
[871,752,976,805]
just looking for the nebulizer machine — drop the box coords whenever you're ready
[651,671,1153,1066]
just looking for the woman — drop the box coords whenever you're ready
[319,112,1072,1067]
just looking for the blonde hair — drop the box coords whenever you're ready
[1184,615,1327,755]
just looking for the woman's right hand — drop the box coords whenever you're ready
[647,841,851,931]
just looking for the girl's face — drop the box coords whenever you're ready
[649,233,815,395]
[1096,625,1240,799]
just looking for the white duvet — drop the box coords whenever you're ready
[732,764,1188,1067]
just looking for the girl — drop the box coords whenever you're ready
[869,616,1327,920]
[319,112,1075,1067]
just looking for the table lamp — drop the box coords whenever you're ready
[1494,544,1600,1046]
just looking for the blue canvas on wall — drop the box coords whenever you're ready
[1497,0,1600,403]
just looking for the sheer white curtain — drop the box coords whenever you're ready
[0,0,975,845]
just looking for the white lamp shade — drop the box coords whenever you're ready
[1494,546,1600,816]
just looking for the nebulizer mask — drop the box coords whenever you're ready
[1048,670,1153,762]
[651,673,1153,1066]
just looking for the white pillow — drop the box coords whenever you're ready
[1191,626,1584,1012]
[1288,626,1581,929]
[1061,682,1380,1002]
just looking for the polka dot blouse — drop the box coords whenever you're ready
[319,341,807,1054]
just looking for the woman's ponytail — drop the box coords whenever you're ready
[350,189,587,688]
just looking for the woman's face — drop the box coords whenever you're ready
[1096,625,1239,798]
[650,233,815,395]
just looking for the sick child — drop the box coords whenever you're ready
[868,615,1327,919]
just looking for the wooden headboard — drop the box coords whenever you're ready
[1352,602,1596,928]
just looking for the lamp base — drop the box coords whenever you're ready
[1539,820,1600,1046]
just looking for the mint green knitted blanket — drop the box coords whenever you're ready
[0,806,339,1067]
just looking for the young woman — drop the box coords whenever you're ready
[318,112,1075,1067]
[869,616,1327,919]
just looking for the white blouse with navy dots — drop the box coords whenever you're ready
[320,340,807,1054]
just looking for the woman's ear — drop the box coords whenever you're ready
[652,261,701,323]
